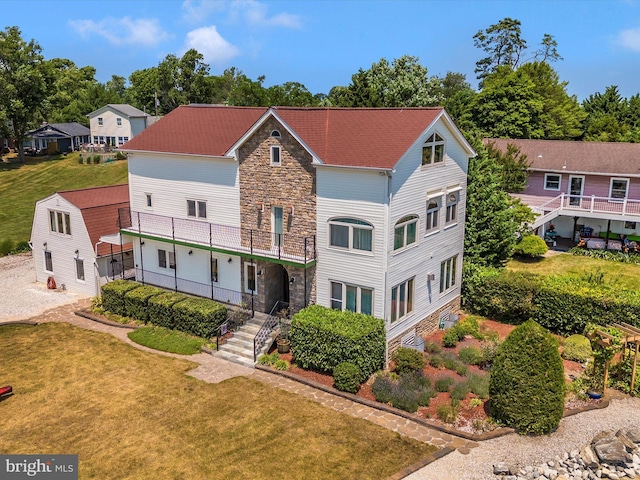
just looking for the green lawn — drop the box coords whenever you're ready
[0,153,128,244]
[128,326,207,354]
[506,252,640,288]
[0,323,435,479]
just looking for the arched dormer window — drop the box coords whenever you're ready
[270,130,281,137]
[329,217,373,252]
[394,215,418,250]
[422,132,445,166]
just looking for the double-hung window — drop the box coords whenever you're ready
[394,215,418,250]
[116,117,122,126]
[330,281,373,315]
[49,210,71,236]
[440,255,458,294]
[187,199,207,218]
[544,173,561,191]
[422,133,445,166]
[44,250,53,273]
[97,117,103,126]
[329,218,373,252]
[426,199,440,234]
[446,192,458,225]
[75,258,85,282]
[270,146,281,165]
[610,178,629,200]
[391,278,414,323]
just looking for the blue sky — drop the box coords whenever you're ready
[4,0,640,101]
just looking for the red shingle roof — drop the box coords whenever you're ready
[123,105,267,156]
[124,105,448,169]
[485,138,640,176]
[58,184,131,257]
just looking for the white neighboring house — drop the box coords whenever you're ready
[87,104,158,148]
[30,184,133,296]
[121,105,475,357]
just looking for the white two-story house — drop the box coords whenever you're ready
[87,104,158,148]
[121,105,474,356]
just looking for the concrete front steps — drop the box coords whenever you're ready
[213,312,275,368]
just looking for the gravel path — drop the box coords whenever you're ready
[0,252,86,322]
[410,393,640,480]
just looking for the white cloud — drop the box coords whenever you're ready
[68,17,171,46]
[183,25,240,63]
[231,0,302,28]
[617,27,640,51]
[182,0,225,23]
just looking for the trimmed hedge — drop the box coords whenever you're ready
[513,235,548,258]
[463,265,640,335]
[290,305,385,380]
[391,347,425,375]
[124,285,165,322]
[489,320,565,435]
[172,297,227,338]
[101,280,142,316]
[561,334,592,363]
[148,292,187,329]
[333,362,362,393]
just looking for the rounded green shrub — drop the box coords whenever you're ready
[442,329,459,348]
[391,347,425,375]
[561,334,592,363]
[490,320,565,435]
[513,235,548,258]
[333,362,362,393]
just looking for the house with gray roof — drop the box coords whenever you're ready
[486,138,640,249]
[26,122,90,153]
[87,104,158,148]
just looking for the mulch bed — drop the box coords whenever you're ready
[270,318,603,436]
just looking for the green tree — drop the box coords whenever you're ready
[434,72,477,133]
[127,67,158,113]
[490,320,565,435]
[0,26,49,162]
[328,55,442,107]
[267,81,318,106]
[156,49,211,113]
[581,85,640,142]
[41,59,97,125]
[225,72,269,106]
[464,139,534,267]
[485,141,530,193]
[473,17,527,80]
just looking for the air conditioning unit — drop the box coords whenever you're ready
[426,273,436,281]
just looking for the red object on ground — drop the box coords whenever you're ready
[0,385,12,396]
[47,276,56,289]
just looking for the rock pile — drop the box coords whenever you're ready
[493,429,640,480]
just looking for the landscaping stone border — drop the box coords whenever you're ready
[385,446,455,480]
[0,320,38,327]
[74,309,139,330]
[257,365,614,442]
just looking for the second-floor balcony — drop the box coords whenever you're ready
[118,209,316,267]
[517,193,640,230]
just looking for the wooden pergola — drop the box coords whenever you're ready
[587,323,640,395]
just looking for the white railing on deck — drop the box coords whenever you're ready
[531,194,640,218]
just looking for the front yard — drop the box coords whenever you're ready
[0,322,435,479]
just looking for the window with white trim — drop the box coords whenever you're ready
[187,199,207,218]
[445,192,458,225]
[211,257,219,283]
[97,117,103,126]
[426,199,440,234]
[329,218,373,252]
[610,178,629,200]
[49,210,71,236]
[93,136,98,144]
[116,117,122,126]
[44,250,53,273]
[422,133,445,166]
[118,136,124,145]
[158,249,176,270]
[394,215,418,250]
[544,173,561,191]
[75,258,85,282]
[270,145,281,165]
[123,136,129,142]
[440,255,458,294]
[145,193,152,208]
[330,281,373,315]
[391,278,414,323]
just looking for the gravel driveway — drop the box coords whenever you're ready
[0,252,86,322]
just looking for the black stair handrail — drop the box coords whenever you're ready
[253,301,289,362]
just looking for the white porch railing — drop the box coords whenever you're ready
[530,194,640,229]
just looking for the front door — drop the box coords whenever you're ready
[568,176,584,207]
[272,206,283,247]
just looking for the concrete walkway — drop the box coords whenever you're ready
[8,300,478,453]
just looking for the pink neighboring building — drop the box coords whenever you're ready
[485,139,640,246]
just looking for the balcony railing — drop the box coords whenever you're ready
[532,194,640,218]
[135,268,250,307]
[119,209,316,266]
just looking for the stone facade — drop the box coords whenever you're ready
[387,296,462,356]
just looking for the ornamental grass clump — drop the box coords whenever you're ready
[489,320,565,435]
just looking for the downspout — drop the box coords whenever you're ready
[94,241,104,297]
[383,170,393,367]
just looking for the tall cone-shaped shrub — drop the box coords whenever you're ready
[489,320,565,434]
